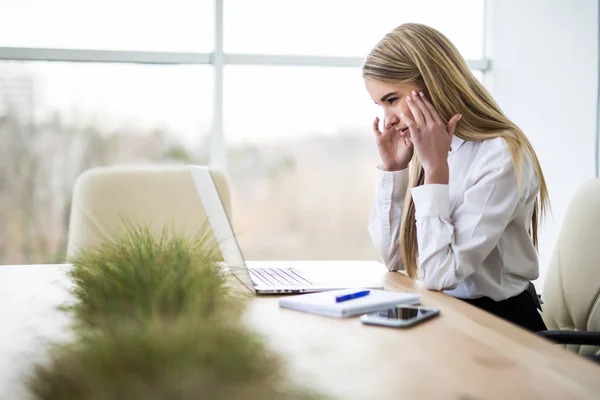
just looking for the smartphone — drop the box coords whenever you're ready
[360,306,440,328]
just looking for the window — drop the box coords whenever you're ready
[224,0,484,59]
[225,66,376,261]
[0,0,214,52]
[0,62,212,264]
[0,0,488,265]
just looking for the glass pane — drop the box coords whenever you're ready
[0,0,213,52]
[225,0,484,59]
[224,66,380,261]
[0,61,212,264]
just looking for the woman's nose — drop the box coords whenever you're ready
[384,115,399,129]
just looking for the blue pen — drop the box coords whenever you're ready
[335,290,370,303]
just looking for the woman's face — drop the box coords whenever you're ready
[365,79,423,132]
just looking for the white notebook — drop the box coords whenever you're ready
[278,288,420,318]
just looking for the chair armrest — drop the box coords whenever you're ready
[538,330,600,346]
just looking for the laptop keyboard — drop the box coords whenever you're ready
[249,267,313,286]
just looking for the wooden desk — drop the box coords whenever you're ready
[1,263,599,400]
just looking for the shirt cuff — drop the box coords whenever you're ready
[376,165,410,202]
[411,184,451,219]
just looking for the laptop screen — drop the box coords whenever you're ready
[188,165,256,293]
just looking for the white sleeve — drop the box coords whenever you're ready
[368,166,410,271]
[411,143,529,291]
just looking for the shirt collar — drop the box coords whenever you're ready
[450,135,466,153]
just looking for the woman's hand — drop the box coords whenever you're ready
[400,90,461,184]
[372,116,414,171]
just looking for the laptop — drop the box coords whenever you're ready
[188,165,384,294]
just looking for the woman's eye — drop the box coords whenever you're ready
[387,97,398,105]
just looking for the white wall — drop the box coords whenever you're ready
[485,0,598,288]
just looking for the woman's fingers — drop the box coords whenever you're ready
[419,92,443,125]
[372,117,382,137]
[411,91,434,125]
[400,113,421,142]
[406,95,425,127]
[446,114,463,136]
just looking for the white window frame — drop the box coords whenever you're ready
[0,0,490,171]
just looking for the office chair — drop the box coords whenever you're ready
[537,178,600,362]
[66,164,231,260]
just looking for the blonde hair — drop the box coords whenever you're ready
[363,23,549,278]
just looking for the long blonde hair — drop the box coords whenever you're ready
[363,23,549,278]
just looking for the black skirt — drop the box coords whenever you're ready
[459,284,547,332]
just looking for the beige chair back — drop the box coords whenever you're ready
[542,178,600,356]
[66,165,231,260]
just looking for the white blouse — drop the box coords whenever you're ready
[368,135,541,301]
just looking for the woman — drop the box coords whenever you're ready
[364,23,548,332]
